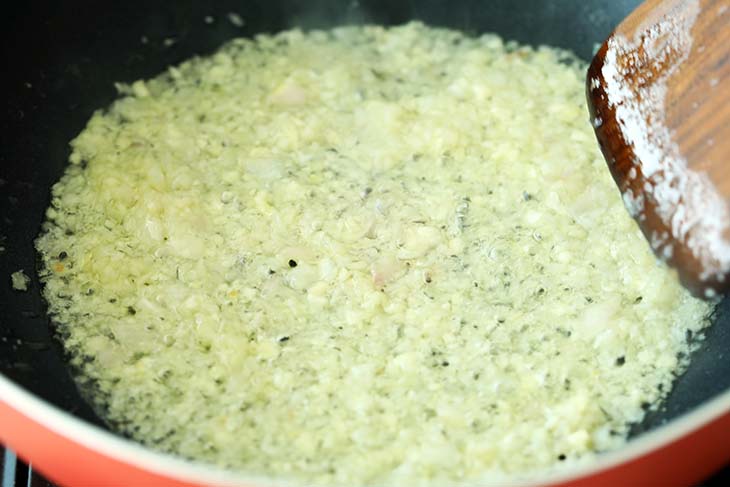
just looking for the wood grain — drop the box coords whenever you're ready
[587,0,730,298]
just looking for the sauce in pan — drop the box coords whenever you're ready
[35,22,713,486]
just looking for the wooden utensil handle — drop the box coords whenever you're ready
[587,0,730,298]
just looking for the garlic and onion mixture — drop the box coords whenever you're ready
[36,23,712,486]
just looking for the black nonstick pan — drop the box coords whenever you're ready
[1,1,729,486]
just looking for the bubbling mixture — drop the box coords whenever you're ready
[36,22,712,487]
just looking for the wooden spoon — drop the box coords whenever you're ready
[587,0,730,299]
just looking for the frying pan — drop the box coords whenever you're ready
[1,1,729,486]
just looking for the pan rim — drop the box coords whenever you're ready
[1,372,729,486]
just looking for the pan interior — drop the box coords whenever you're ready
[1,0,727,473]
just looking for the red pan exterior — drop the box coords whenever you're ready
[0,401,206,487]
[2,385,729,487]
[558,412,730,487]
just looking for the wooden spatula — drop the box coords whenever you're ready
[587,0,730,299]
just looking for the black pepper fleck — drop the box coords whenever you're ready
[616,356,626,366]
[279,336,290,343]
[127,306,137,315]
[441,361,450,367]
[558,454,566,461]
[288,259,298,268]
[58,251,68,260]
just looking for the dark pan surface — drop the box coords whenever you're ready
[1,0,728,448]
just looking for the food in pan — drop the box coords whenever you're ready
[10,270,30,291]
[36,23,714,486]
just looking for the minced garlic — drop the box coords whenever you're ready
[36,22,713,486]
[10,270,30,291]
